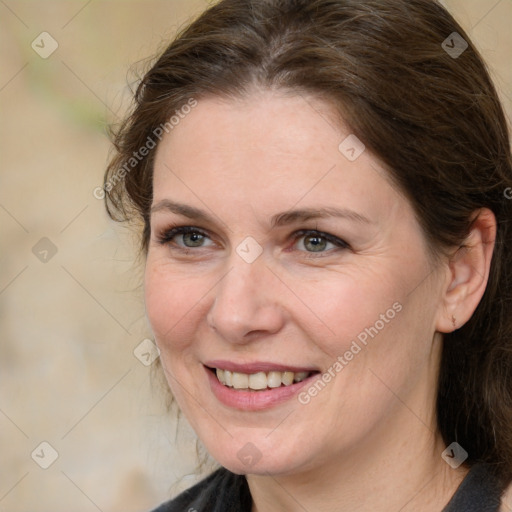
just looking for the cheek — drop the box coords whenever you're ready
[144,259,208,351]
[300,268,405,352]
[323,267,441,406]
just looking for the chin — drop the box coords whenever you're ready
[199,429,313,476]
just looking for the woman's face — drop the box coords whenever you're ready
[145,90,448,476]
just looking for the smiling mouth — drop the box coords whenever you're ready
[208,367,319,391]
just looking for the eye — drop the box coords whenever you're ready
[292,229,349,255]
[156,226,215,249]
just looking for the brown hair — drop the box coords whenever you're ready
[104,0,512,487]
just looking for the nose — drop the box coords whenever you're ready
[206,255,286,344]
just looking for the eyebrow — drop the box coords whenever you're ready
[150,199,372,228]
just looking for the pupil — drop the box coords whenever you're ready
[306,235,326,252]
[184,232,204,247]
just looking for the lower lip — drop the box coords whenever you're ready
[205,366,318,411]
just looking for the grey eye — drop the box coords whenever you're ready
[303,235,329,252]
[180,232,208,247]
[298,234,335,252]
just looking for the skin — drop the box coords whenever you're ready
[144,89,496,511]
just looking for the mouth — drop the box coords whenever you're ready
[204,360,321,410]
[207,366,316,391]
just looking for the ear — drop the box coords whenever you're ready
[436,208,496,333]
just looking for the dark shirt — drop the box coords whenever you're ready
[151,463,503,512]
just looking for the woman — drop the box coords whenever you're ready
[104,0,512,510]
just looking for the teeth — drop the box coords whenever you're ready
[214,368,311,390]
[294,371,309,382]
[248,372,268,390]
[232,372,249,389]
[267,371,282,388]
[281,371,294,386]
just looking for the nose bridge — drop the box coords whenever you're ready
[221,255,255,295]
[216,253,268,316]
[207,251,284,342]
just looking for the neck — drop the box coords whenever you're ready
[247,409,468,512]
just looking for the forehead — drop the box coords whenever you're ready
[157,91,340,163]
[151,91,404,222]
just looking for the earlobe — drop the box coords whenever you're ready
[436,208,496,334]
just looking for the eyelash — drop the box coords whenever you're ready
[155,225,350,256]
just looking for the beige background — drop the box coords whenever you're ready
[0,1,511,511]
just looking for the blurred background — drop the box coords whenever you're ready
[0,0,511,511]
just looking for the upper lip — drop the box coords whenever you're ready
[205,360,319,374]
